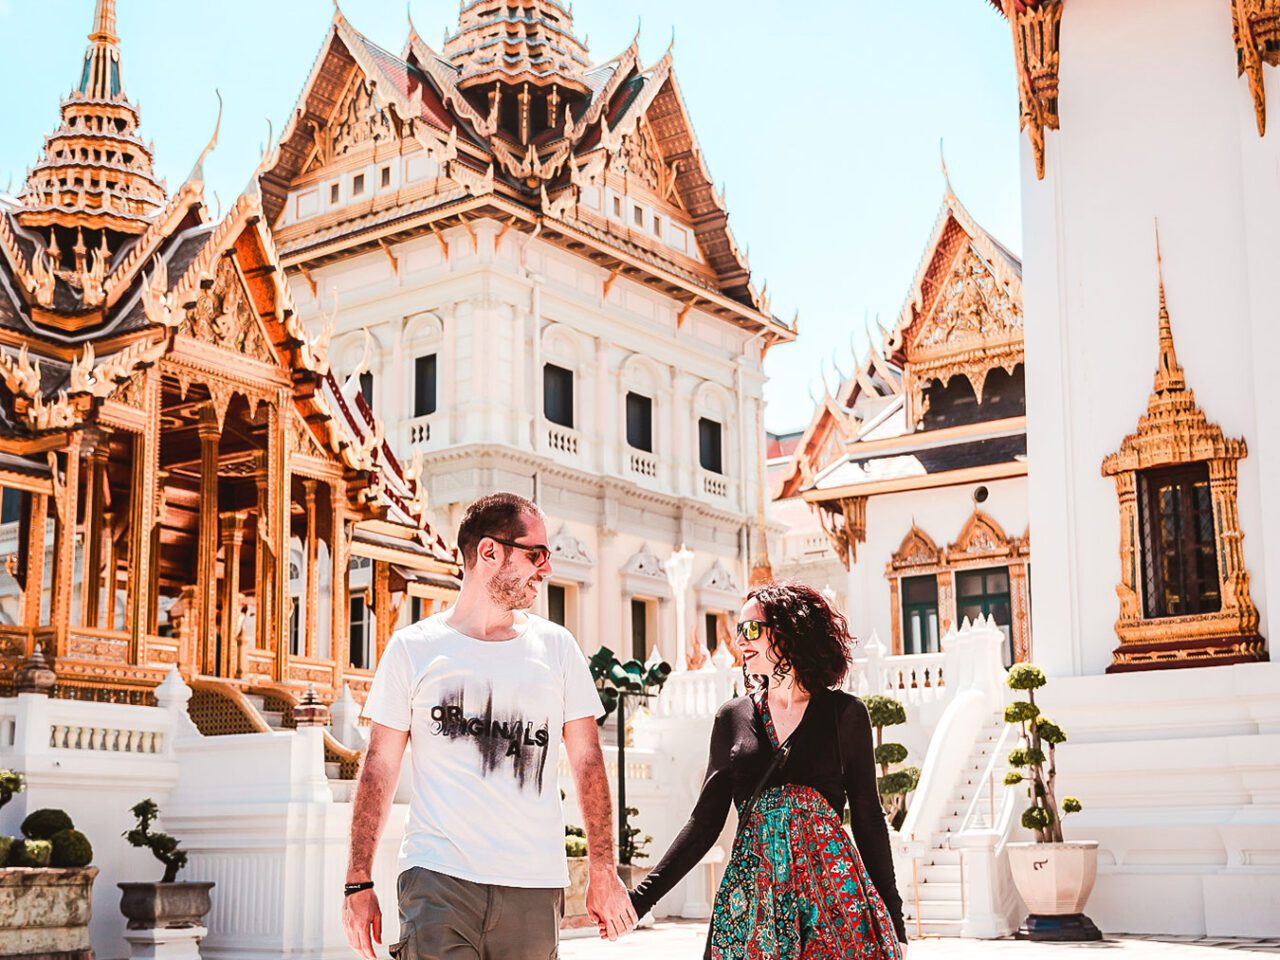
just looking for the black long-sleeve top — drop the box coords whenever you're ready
[630,687,906,943]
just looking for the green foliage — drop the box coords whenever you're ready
[1036,718,1066,746]
[8,838,52,867]
[863,695,907,728]
[21,808,73,840]
[124,799,187,883]
[589,647,669,723]
[0,770,24,812]
[49,829,93,868]
[1004,701,1040,724]
[878,767,920,797]
[1021,806,1055,832]
[1003,771,1024,786]
[564,824,585,838]
[1007,746,1046,768]
[1006,663,1047,691]
[1062,796,1082,815]
[617,807,651,866]
[874,742,908,767]
[565,835,588,858]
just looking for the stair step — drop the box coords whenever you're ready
[919,863,961,884]
[913,881,962,899]
[902,899,964,921]
[919,850,960,866]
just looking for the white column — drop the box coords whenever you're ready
[440,304,457,447]
[595,338,614,474]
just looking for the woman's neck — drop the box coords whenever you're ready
[768,676,810,711]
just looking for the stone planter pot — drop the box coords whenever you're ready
[1007,841,1102,941]
[117,881,214,930]
[615,863,651,890]
[0,866,98,960]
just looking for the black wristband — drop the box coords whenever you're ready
[344,881,374,897]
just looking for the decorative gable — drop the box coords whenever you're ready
[621,543,671,598]
[178,256,276,365]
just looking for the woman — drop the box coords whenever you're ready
[628,582,906,959]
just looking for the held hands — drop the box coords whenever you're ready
[342,887,382,960]
[586,866,638,941]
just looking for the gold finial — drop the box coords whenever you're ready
[89,0,118,45]
[1153,221,1185,395]
[940,138,956,202]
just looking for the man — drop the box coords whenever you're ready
[343,492,637,960]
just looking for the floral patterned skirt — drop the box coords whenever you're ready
[706,786,903,960]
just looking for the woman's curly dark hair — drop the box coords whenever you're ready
[745,581,853,692]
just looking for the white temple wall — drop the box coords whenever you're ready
[845,478,1028,647]
[1021,0,1277,677]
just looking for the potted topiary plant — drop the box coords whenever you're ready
[561,822,592,929]
[863,694,920,830]
[118,799,214,930]
[0,793,98,960]
[1002,663,1100,941]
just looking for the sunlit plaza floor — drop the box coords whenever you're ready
[560,922,1280,960]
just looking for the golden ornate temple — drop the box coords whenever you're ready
[0,0,459,710]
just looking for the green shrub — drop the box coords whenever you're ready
[564,824,585,838]
[864,695,907,728]
[124,799,187,883]
[1007,746,1046,767]
[1003,771,1024,786]
[874,742,908,767]
[878,767,920,797]
[1036,718,1066,745]
[1021,806,1054,831]
[1006,663,1046,691]
[9,838,52,867]
[565,835,588,858]
[0,836,13,864]
[21,808,73,840]
[49,829,93,868]
[1062,796,1082,815]
[1004,701,1040,724]
[0,770,24,812]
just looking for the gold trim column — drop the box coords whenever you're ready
[269,389,290,682]
[195,405,221,675]
[101,511,117,631]
[22,492,49,634]
[50,435,82,658]
[329,484,348,688]
[79,436,110,627]
[218,511,246,678]
[127,373,160,663]
[374,560,393,665]
[936,569,956,636]
[303,480,319,659]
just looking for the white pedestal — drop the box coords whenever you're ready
[123,926,208,960]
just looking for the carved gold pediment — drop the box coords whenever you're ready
[179,257,276,365]
[618,116,683,208]
[307,74,399,172]
[888,525,942,572]
[946,508,1027,565]
[1003,0,1062,179]
[1233,0,1280,136]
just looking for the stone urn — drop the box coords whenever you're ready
[118,881,215,930]
[1007,841,1102,940]
[0,866,98,960]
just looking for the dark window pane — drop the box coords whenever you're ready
[626,392,653,452]
[0,488,21,524]
[359,371,374,410]
[414,354,437,418]
[902,575,938,605]
[548,584,567,627]
[1139,463,1221,618]
[957,570,986,598]
[705,612,720,652]
[631,598,648,661]
[698,418,723,474]
[544,363,574,428]
[901,574,940,655]
[349,597,368,669]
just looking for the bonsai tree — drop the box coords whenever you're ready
[863,694,920,830]
[124,799,187,883]
[564,823,588,859]
[616,806,651,866]
[588,646,670,866]
[1002,663,1082,843]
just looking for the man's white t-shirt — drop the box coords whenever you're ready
[361,611,604,888]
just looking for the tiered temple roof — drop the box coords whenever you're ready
[257,4,794,344]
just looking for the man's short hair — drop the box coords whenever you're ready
[457,493,544,568]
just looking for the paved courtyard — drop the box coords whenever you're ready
[560,922,1280,960]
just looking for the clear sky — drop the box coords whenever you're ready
[0,0,1022,434]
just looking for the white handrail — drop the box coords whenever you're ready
[955,722,1016,834]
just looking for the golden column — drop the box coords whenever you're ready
[328,482,348,688]
[195,405,221,675]
[127,373,160,662]
[218,511,247,678]
[50,435,83,657]
[22,493,49,636]
[79,434,111,628]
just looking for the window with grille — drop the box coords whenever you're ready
[349,597,371,669]
[956,567,1013,666]
[626,392,653,452]
[901,575,940,655]
[698,417,723,474]
[414,354,437,417]
[544,363,574,428]
[1138,463,1220,619]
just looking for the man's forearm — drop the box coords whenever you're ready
[347,751,397,881]
[573,744,617,871]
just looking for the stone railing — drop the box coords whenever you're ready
[628,450,658,480]
[545,422,581,457]
[403,414,435,449]
[700,470,728,500]
[651,658,742,720]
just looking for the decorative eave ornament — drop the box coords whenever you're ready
[1232,0,1280,135]
[1000,0,1063,180]
[1100,233,1264,671]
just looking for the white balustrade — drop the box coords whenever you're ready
[404,415,434,448]
[628,450,658,479]
[545,422,580,457]
[48,722,164,754]
[700,470,728,499]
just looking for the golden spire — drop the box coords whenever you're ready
[82,0,122,100]
[1152,224,1185,395]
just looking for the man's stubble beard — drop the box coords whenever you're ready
[487,560,536,611]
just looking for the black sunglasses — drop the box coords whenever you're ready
[487,535,551,566]
[736,619,766,641]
